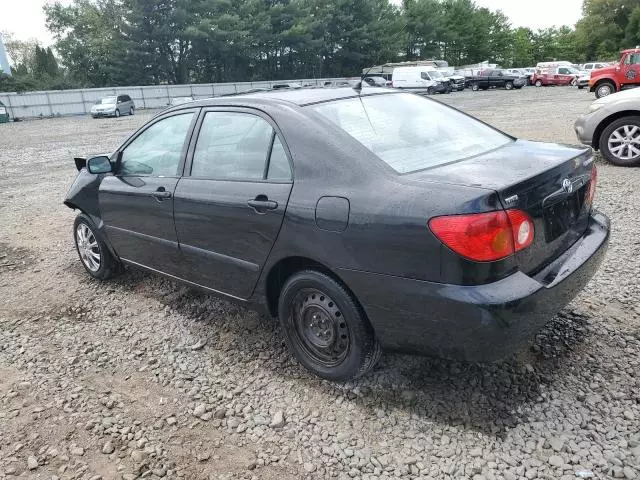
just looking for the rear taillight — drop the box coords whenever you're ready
[585,166,597,207]
[428,209,534,262]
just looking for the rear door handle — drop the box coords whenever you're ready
[248,198,278,212]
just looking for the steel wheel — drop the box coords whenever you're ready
[75,223,101,272]
[607,125,640,162]
[597,83,613,98]
[291,288,350,367]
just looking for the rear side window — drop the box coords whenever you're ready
[191,112,289,181]
[310,93,510,174]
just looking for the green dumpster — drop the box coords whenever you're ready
[0,101,9,123]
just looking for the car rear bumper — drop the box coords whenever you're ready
[338,211,609,362]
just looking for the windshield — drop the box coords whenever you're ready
[428,70,444,79]
[310,93,511,174]
[99,97,117,105]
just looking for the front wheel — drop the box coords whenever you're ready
[114,109,120,118]
[578,85,584,90]
[73,214,122,280]
[595,82,615,99]
[278,270,381,381]
[599,116,640,167]
[471,82,479,92]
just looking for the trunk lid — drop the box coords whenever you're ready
[413,139,595,275]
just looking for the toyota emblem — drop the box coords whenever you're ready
[562,178,573,193]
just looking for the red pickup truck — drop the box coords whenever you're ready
[590,48,640,98]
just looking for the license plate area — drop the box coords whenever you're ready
[543,188,585,242]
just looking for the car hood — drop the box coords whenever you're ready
[409,139,591,191]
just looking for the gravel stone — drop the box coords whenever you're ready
[101,441,115,454]
[303,462,316,473]
[624,467,637,479]
[269,410,285,428]
[549,455,564,467]
[27,456,38,470]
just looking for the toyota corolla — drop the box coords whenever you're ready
[65,88,609,381]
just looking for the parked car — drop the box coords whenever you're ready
[589,49,640,98]
[65,88,609,381]
[503,68,531,85]
[0,100,9,123]
[323,80,353,88]
[392,66,451,94]
[575,87,640,166]
[90,95,135,118]
[363,76,391,87]
[582,62,610,72]
[531,63,578,87]
[467,69,526,90]
[272,82,303,90]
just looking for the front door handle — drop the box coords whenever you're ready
[151,187,172,201]
[248,196,278,213]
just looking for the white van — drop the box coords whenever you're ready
[392,66,443,90]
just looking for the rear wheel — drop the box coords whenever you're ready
[505,81,514,90]
[278,270,381,381]
[535,80,543,87]
[571,78,578,86]
[595,81,615,99]
[73,214,122,280]
[129,106,135,115]
[599,116,640,167]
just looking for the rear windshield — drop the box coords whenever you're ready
[309,93,511,173]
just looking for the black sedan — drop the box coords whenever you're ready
[65,88,609,381]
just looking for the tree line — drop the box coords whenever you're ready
[2,0,640,92]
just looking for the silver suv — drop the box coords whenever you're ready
[90,95,135,118]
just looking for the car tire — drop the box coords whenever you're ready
[599,116,640,167]
[471,82,479,91]
[114,109,120,118]
[578,85,584,89]
[535,80,543,87]
[73,214,122,280]
[595,81,615,99]
[505,81,513,90]
[278,270,382,381]
[130,106,134,115]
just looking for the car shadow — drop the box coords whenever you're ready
[111,268,590,437]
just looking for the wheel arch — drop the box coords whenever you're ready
[264,256,360,319]
[591,77,617,93]
[592,111,640,150]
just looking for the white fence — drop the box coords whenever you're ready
[0,78,351,119]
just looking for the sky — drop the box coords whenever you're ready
[1,0,584,46]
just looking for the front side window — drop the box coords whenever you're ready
[310,93,511,174]
[191,112,274,180]
[625,54,640,65]
[120,113,194,176]
[420,72,432,81]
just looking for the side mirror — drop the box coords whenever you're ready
[87,155,112,174]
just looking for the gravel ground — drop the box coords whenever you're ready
[0,86,639,480]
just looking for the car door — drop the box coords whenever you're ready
[622,53,640,84]
[173,108,293,299]
[491,71,504,87]
[99,109,198,272]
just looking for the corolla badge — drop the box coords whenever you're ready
[562,178,573,193]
